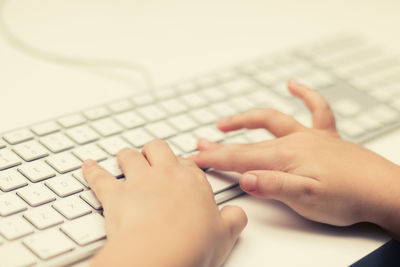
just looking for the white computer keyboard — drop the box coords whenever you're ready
[1,34,400,266]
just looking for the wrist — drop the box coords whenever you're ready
[91,227,209,267]
[365,164,400,236]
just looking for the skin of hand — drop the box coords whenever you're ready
[82,139,247,267]
[191,80,400,236]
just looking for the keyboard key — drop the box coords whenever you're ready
[137,105,166,122]
[355,113,382,130]
[302,71,334,88]
[338,120,365,137]
[202,87,227,102]
[0,216,34,240]
[23,229,75,260]
[17,184,56,207]
[153,87,176,100]
[166,141,183,156]
[13,140,49,161]
[174,82,197,93]
[72,143,108,162]
[225,128,246,138]
[45,174,84,197]
[159,98,188,114]
[53,195,92,219]
[40,132,75,153]
[122,128,153,148]
[0,194,27,216]
[249,90,295,115]
[131,93,155,106]
[369,88,393,102]
[210,102,238,117]
[270,83,293,98]
[170,133,198,153]
[294,113,313,128]
[98,136,131,155]
[189,108,218,124]
[368,105,399,124]
[91,118,123,136]
[0,242,37,266]
[66,125,100,145]
[332,98,362,117]
[0,139,5,149]
[18,161,56,182]
[391,97,400,111]
[46,152,82,174]
[24,205,64,229]
[254,71,278,85]
[180,92,207,108]
[168,114,199,132]
[80,191,102,210]
[145,121,177,139]
[0,149,22,170]
[58,114,86,128]
[31,121,60,136]
[99,158,123,177]
[245,129,275,142]
[61,213,106,246]
[108,99,133,113]
[83,107,110,120]
[0,169,28,191]
[223,78,256,95]
[223,135,250,144]
[3,129,34,145]
[196,74,219,87]
[72,170,89,188]
[229,96,257,112]
[193,126,225,142]
[114,111,146,129]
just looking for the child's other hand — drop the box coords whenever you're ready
[191,81,400,232]
[83,140,247,267]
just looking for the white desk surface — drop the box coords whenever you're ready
[1,0,400,266]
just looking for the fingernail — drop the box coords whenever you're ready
[83,159,96,168]
[241,173,258,192]
[198,139,214,149]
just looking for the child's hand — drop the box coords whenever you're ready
[82,140,247,267]
[191,81,400,233]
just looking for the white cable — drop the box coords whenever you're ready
[0,0,154,91]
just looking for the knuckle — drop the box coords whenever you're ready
[275,147,295,161]
[85,166,104,180]
[226,143,242,153]
[317,101,331,112]
[151,138,166,146]
[261,108,279,117]
[299,183,319,207]
[118,147,140,162]
[143,138,167,150]
[117,148,133,160]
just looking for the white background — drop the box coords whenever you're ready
[1,0,400,266]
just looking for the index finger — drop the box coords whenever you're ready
[142,139,178,166]
[82,160,117,203]
[288,80,336,131]
[190,141,283,173]
[117,148,150,181]
[217,108,305,137]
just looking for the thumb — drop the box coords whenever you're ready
[239,170,318,201]
[220,205,248,240]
